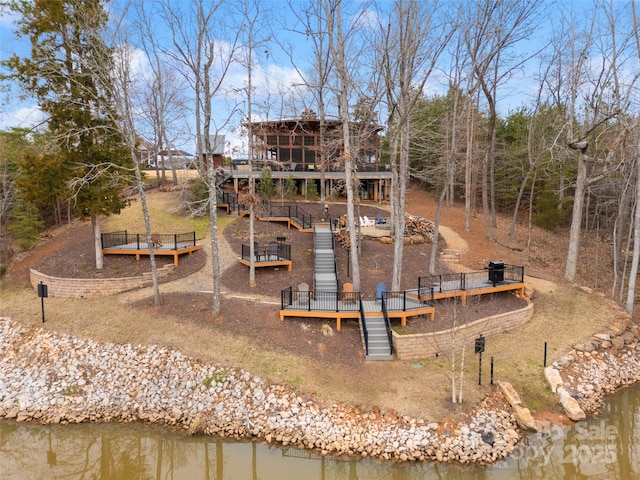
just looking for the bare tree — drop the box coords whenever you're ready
[379,0,455,289]
[238,0,273,288]
[136,2,190,187]
[159,0,240,317]
[463,0,544,242]
[555,0,638,282]
[325,0,361,290]
[283,0,334,215]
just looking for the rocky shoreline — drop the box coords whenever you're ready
[544,292,640,419]
[0,317,520,464]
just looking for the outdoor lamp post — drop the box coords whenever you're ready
[475,334,485,385]
[38,281,48,323]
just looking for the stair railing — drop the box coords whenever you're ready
[380,295,394,356]
[359,298,369,356]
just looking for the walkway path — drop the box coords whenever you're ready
[117,210,472,306]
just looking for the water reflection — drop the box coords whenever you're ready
[1,386,638,479]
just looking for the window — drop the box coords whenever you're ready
[278,148,291,163]
[305,150,316,164]
[304,136,315,146]
[278,135,289,146]
[291,148,302,163]
[266,135,277,146]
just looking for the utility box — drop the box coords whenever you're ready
[488,261,505,285]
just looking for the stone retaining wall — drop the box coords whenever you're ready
[393,303,534,360]
[29,265,174,298]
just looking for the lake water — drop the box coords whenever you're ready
[1,385,638,479]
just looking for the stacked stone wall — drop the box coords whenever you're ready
[393,303,534,361]
[29,265,174,298]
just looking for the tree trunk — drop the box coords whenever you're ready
[565,151,588,282]
[209,168,222,317]
[624,157,640,315]
[429,188,447,274]
[92,214,103,270]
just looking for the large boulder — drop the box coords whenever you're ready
[557,387,586,421]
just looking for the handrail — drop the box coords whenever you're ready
[280,289,361,312]
[101,231,198,250]
[380,295,393,356]
[280,286,293,309]
[241,243,291,262]
[359,298,368,356]
[418,264,525,293]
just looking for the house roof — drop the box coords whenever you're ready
[246,118,383,134]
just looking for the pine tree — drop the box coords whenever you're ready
[3,0,132,269]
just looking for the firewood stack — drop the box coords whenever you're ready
[404,216,436,242]
[335,227,351,249]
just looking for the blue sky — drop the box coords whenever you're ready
[1,1,634,156]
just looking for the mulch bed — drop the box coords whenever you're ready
[14,200,527,368]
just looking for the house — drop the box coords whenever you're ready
[148,149,195,169]
[200,134,226,170]
[225,110,390,201]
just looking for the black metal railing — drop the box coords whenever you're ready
[418,265,525,293]
[280,287,431,314]
[269,205,314,230]
[101,231,197,250]
[381,289,427,312]
[359,298,368,356]
[280,288,362,313]
[101,230,128,249]
[217,191,249,214]
[241,243,291,262]
[380,295,393,356]
[418,272,465,293]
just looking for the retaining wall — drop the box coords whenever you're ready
[29,264,174,298]
[392,303,534,360]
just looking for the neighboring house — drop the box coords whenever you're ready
[137,141,195,170]
[148,149,195,169]
[200,134,226,170]
[226,110,390,201]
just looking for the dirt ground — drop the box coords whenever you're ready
[0,184,621,422]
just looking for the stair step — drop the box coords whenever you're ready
[365,353,394,361]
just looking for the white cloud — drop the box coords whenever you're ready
[0,105,46,131]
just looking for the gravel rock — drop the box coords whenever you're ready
[0,317,522,464]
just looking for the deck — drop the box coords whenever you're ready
[238,242,293,271]
[280,265,525,331]
[280,288,435,331]
[101,231,203,268]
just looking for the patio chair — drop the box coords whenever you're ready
[360,216,375,227]
[151,233,163,248]
[268,240,280,261]
[342,282,356,304]
[296,282,310,302]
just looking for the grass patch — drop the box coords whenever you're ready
[203,371,227,388]
[104,190,210,239]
